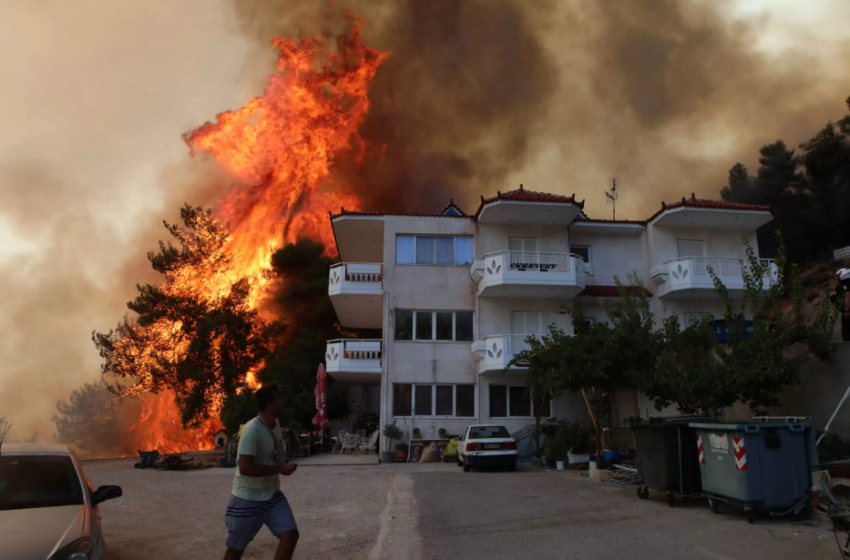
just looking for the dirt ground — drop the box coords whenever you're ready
[84,455,398,560]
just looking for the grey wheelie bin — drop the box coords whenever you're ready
[631,416,719,506]
[689,417,816,523]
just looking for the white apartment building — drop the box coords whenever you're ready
[324,187,776,447]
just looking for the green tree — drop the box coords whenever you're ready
[642,236,837,415]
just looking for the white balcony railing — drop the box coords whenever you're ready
[651,257,778,297]
[325,339,382,383]
[472,251,587,297]
[328,262,382,296]
[471,334,541,373]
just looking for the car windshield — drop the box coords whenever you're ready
[0,456,83,511]
[469,426,510,439]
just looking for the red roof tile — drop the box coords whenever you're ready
[577,285,653,298]
[646,194,773,223]
[474,185,584,218]
[574,216,647,226]
[329,208,472,220]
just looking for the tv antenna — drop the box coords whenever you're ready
[605,177,619,220]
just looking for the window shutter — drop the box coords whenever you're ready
[677,240,705,258]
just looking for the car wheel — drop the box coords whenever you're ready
[463,458,470,473]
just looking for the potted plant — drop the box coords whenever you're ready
[412,427,421,440]
[382,422,403,463]
[541,418,566,468]
[395,442,409,461]
[438,427,448,439]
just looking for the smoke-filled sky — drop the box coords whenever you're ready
[1,0,849,440]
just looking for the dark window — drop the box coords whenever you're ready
[395,310,413,341]
[0,456,83,511]
[456,385,475,417]
[436,312,453,341]
[396,236,415,264]
[532,393,551,418]
[509,386,531,417]
[416,237,434,264]
[436,237,454,265]
[393,384,412,416]
[415,312,433,340]
[455,312,473,342]
[414,385,433,416]
[489,385,507,417]
[573,247,589,262]
[469,426,511,439]
[436,386,454,415]
[455,237,474,265]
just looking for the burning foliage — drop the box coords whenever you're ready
[80,17,387,454]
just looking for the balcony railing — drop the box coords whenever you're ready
[328,262,382,294]
[325,339,382,383]
[651,257,778,297]
[471,334,541,373]
[472,251,586,297]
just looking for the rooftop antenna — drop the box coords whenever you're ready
[605,177,619,220]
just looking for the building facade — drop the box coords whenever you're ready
[325,188,776,448]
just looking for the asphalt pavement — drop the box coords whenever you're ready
[412,463,836,560]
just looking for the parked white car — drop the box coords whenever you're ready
[0,443,123,560]
[456,425,518,472]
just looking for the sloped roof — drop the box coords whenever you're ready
[474,185,584,219]
[646,194,773,223]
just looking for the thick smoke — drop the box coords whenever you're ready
[1,0,849,445]
[229,0,850,217]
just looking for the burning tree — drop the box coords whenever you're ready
[93,206,284,430]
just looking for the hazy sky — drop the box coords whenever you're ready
[0,0,848,440]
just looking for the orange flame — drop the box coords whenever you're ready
[123,16,387,453]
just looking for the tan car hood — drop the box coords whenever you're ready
[0,504,85,559]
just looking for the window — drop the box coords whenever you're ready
[396,235,474,266]
[572,246,592,275]
[509,386,531,416]
[455,312,474,342]
[510,311,542,335]
[489,385,550,418]
[435,386,454,415]
[414,385,433,416]
[393,384,412,416]
[394,310,413,340]
[469,426,511,439]
[393,384,475,417]
[677,239,706,258]
[396,311,474,342]
[415,312,433,341]
[396,236,415,264]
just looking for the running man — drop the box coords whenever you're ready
[223,386,299,560]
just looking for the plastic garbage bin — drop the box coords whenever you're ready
[690,417,816,523]
[631,416,719,506]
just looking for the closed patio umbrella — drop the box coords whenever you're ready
[312,364,329,452]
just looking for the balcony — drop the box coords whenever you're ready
[325,339,382,385]
[650,257,779,299]
[471,334,540,374]
[328,263,383,329]
[471,251,587,298]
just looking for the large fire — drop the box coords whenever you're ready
[110,16,387,453]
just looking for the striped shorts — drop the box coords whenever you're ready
[225,491,297,551]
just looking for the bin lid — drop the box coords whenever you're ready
[630,415,718,428]
[689,420,811,432]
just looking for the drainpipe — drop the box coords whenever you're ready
[382,289,389,454]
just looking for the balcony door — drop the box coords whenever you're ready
[510,311,542,357]
[508,238,539,269]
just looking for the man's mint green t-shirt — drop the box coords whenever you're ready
[231,417,283,501]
